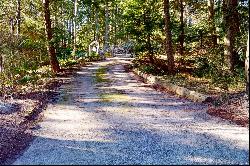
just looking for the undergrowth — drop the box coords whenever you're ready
[132,50,246,95]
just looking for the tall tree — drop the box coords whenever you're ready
[223,0,240,72]
[43,0,60,73]
[245,32,249,96]
[104,1,110,53]
[16,0,21,36]
[179,0,185,56]
[114,4,118,46]
[73,0,78,57]
[144,8,154,62]
[163,0,175,73]
[10,17,15,35]
[94,0,99,42]
[208,0,217,45]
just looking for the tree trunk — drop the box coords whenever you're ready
[104,2,110,53]
[95,3,99,42]
[223,0,239,72]
[43,0,60,73]
[10,17,15,35]
[179,0,184,56]
[208,0,217,45]
[245,32,249,96]
[114,4,118,46]
[66,20,70,46]
[0,55,4,96]
[199,30,203,48]
[0,55,3,73]
[71,19,74,44]
[72,0,78,57]
[163,0,175,74]
[16,0,21,36]
[147,33,154,63]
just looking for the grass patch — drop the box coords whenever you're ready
[99,93,130,102]
[95,67,110,83]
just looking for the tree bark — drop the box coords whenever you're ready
[66,20,70,46]
[163,0,175,74]
[72,0,78,57]
[10,17,15,35]
[16,0,21,36]
[95,2,99,42]
[114,4,118,46]
[104,1,110,53]
[71,19,74,44]
[0,55,3,73]
[147,33,154,63]
[245,32,249,96]
[179,0,184,56]
[43,0,60,73]
[208,0,217,45]
[223,0,239,72]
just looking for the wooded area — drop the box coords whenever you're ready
[0,1,249,164]
[0,0,249,96]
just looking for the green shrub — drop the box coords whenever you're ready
[104,52,112,58]
[59,58,77,67]
[193,46,245,91]
[84,52,102,62]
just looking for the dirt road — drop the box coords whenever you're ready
[13,57,249,165]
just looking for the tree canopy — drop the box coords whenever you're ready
[0,0,249,95]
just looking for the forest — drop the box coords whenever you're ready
[0,0,249,165]
[0,0,249,97]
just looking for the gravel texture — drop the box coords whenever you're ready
[13,57,249,165]
[0,80,63,165]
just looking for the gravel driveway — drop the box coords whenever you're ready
[13,57,249,165]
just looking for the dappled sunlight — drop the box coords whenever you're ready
[13,58,249,165]
[112,73,128,78]
[32,103,112,142]
[76,71,92,75]
[93,59,249,153]
[95,101,248,152]
[82,66,99,71]
[1,0,248,162]
[75,97,100,103]
[187,124,249,150]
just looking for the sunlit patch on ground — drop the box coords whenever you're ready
[13,58,249,165]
